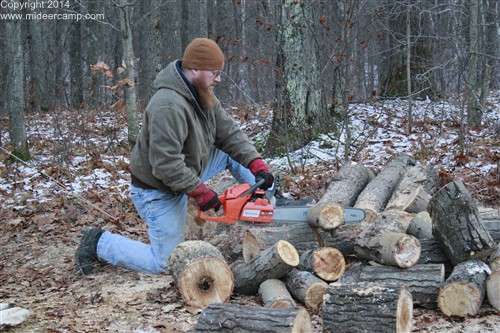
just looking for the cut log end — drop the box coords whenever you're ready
[307,203,345,230]
[178,257,234,309]
[277,240,300,267]
[394,235,421,268]
[312,247,346,281]
[304,282,329,309]
[486,270,500,311]
[438,283,482,317]
[291,307,313,333]
[396,285,414,333]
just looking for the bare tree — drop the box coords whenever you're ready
[3,16,30,160]
[265,0,329,162]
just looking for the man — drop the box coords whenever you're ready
[75,38,273,275]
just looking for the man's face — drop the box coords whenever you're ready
[191,69,222,109]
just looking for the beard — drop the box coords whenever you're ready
[192,78,217,110]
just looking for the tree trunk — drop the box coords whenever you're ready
[258,279,296,308]
[385,165,438,213]
[406,211,433,240]
[322,282,413,333]
[117,0,138,146]
[265,0,329,156]
[438,259,490,317]
[4,15,30,161]
[284,269,329,310]
[354,154,415,216]
[167,241,233,309]
[317,162,370,207]
[486,270,500,311]
[242,224,321,262]
[339,263,445,308]
[322,223,365,257]
[466,0,481,126]
[232,240,299,295]
[428,180,498,265]
[299,247,346,282]
[194,303,312,333]
[355,223,421,268]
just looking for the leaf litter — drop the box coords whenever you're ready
[0,92,499,332]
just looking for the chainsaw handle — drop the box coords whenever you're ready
[240,178,265,197]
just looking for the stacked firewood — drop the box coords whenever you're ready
[170,154,499,333]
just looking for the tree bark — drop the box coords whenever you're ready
[242,224,321,262]
[354,154,415,216]
[428,180,498,265]
[284,269,329,310]
[232,240,299,295]
[117,0,139,145]
[4,15,30,160]
[438,259,490,317]
[317,162,370,207]
[194,303,312,333]
[489,244,500,271]
[486,270,500,311]
[265,0,329,156]
[406,211,433,240]
[167,240,233,309]
[299,247,346,282]
[338,263,445,308]
[258,279,296,308]
[323,282,413,333]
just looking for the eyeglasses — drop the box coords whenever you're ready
[210,70,222,79]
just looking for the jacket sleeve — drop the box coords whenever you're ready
[213,102,261,167]
[148,104,200,194]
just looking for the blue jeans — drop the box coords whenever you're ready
[96,148,256,274]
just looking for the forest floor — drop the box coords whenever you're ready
[1,93,499,332]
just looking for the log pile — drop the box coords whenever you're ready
[177,154,498,332]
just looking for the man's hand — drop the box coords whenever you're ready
[248,158,274,190]
[189,182,222,211]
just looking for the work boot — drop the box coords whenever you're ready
[75,228,104,275]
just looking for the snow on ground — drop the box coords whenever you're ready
[1,91,499,209]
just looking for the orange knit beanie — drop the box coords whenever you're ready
[182,38,224,70]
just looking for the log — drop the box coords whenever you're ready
[307,202,345,230]
[386,164,438,213]
[242,224,320,262]
[374,209,415,233]
[232,240,299,295]
[284,269,329,309]
[258,279,296,308]
[323,282,413,333]
[339,263,445,308]
[438,259,491,317]
[428,180,498,265]
[354,154,415,215]
[486,270,500,311]
[167,240,233,309]
[317,162,370,207]
[417,237,451,265]
[299,247,346,282]
[193,303,312,333]
[484,220,500,243]
[355,224,421,268]
[406,211,433,240]
[322,223,364,256]
[489,244,500,271]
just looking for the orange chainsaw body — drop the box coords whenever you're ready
[197,183,274,224]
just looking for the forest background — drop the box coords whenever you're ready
[0,1,499,331]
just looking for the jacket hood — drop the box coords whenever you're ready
[153,60,195,103]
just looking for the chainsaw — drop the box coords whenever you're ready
[197,179,365,225]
